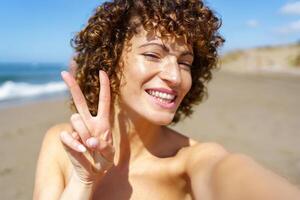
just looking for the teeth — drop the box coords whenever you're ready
[147,90,176,101]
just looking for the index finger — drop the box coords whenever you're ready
[61,71,92,121]
[97,70,111,119]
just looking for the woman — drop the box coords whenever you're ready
[33,0,300,199]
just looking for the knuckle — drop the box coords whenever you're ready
[70,113,81,121]
[78,130,89,138]
[71,132,80,140]
[70,138,78,148]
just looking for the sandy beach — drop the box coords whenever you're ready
[0,70,299,199]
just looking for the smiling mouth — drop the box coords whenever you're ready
[145,89,177,104]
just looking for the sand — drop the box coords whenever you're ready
[0,70,299,199]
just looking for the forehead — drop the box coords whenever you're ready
[126,26,193,54]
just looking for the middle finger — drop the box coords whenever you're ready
[61,71,92,121]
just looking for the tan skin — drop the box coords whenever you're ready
[33,26,300,200]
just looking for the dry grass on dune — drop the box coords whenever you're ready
[220,43,300,73]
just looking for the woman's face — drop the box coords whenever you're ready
[118,27,193,125]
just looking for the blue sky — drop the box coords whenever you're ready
[0,0,300,63]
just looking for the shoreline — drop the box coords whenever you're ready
[0,92,68,110]
[1,67,298,110]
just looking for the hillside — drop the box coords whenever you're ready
[219,43,300,75]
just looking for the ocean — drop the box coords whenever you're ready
[0,62,68,107]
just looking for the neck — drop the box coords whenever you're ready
[110,102,163,167]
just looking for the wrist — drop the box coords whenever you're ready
[70,170,106,187]
[60,173,96,200]
[71,173,96,187]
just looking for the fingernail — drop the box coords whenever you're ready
[78,144,87,152]
[86,137,98,148]
[103,130,110,141]
[61,71,67,76]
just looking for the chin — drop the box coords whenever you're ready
[146,113,175,126]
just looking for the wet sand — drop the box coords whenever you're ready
[0,71,299,199]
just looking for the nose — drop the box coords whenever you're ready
[159,57,181,87]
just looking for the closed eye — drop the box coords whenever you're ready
[142,53,160,59]
[142,53,192,69]
[179,62,192,68]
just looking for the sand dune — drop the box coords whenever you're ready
[220,43,300,75]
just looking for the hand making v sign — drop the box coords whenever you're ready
[60,70,115,184]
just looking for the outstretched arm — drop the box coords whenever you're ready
[212,153,300,200]
[186,143,300,200]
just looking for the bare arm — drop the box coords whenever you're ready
[186,143,300,200]
[212,154,300,200]
[59,173,96,200]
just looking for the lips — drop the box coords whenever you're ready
[146,88,177,101]
[145,88,178,109]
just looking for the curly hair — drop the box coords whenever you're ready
[70,0,224,123]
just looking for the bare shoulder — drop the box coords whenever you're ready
[40,123,72,163]
[184,140,228,157]
[36,122,72,169]
[33,123,72,199]
[45,123,72,138]
[182,140,229,173]
[163,128,230,198]
[39,122,71,158]
[42,123,73,176]
[163,127,228,167]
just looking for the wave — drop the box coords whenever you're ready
[0,81,67,101]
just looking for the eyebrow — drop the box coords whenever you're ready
[138,42,194,57]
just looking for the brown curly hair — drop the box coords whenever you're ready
[70,0,224,123]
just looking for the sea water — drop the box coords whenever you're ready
[0,62,68,107]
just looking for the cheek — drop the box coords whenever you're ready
[123,55,155,82]
[132,56,154,76]
[123,54,142,74]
